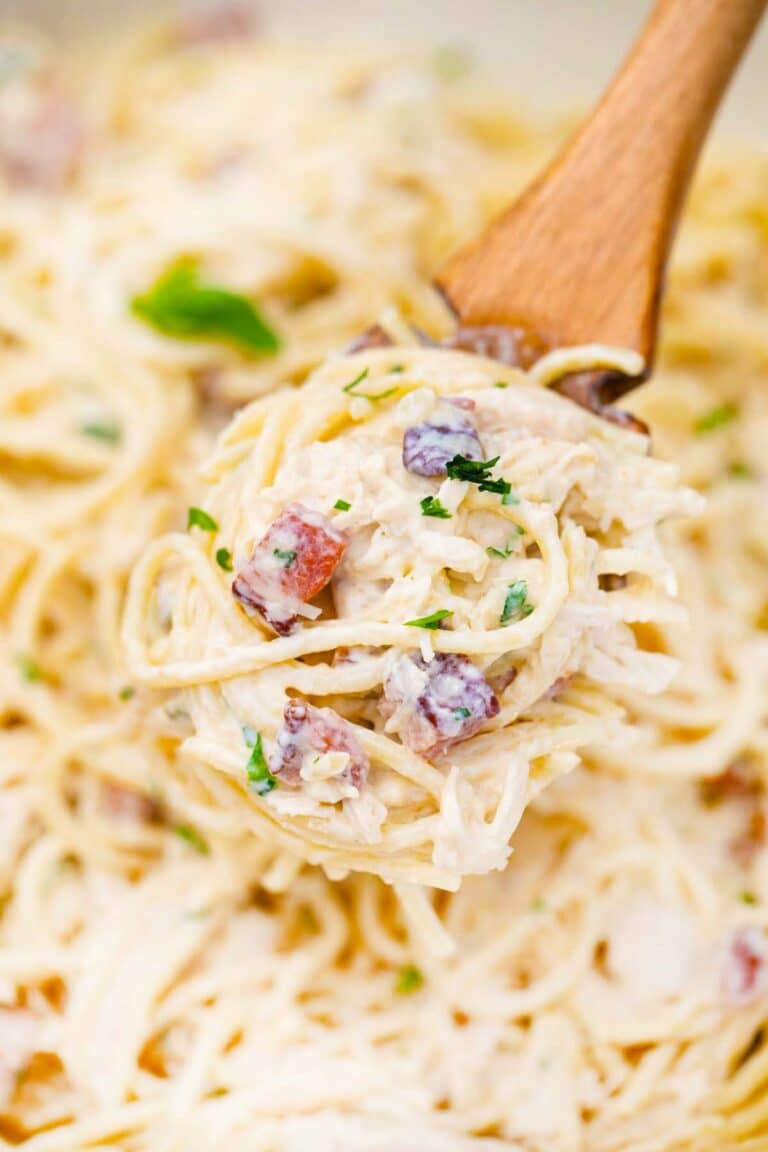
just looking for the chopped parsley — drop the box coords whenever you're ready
[494,380,509,389]
[118,685,136,701]
[405,608,453,629]
[341,367,399,401]
[741,890,759,905]
[188,506,218,532]
[487,527,524,559]
[388,363,405,374]
[243,726,278,795]
[727,460,755,480]
[500,580,534,625]
[15,652,43,683]
[694,402,739,435]
[273,547,296,568]
[420,495,452,519]
[80,419,121,444]
[132,259,280,356]
[395,964,424,995]
[446,454,512,498]
[173,823,210,855]
[333,499,351,512]
[454,706,471,721]
[215,547,233,571]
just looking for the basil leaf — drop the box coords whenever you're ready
[188,506,218,532]
[405,609,453,629]
[132,259,280,356]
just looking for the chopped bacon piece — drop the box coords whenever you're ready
[0,88,83,190]
[177,2,259,45]
[346,324,394,353]
[721,927,767,1007]
[402,398,483,478]
[701,756,762,806]
[381,651,499,757]
[100,781,164,825]
[270,698,369,789]
[232,504,347,636]
[441,324,547,370]
[732,809,767,869]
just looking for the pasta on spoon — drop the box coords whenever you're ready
[125,339,701,887]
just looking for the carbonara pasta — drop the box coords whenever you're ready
[126,340,699,886]
[0,9,767,1151]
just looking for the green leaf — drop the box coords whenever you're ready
[80,420,121,444]
[188,506,218,532]
[454,706,471,720]
[243,729,278,796]
[15,652,43,683]
[395,964,424,995]
[341,367,399,401]
[694,402,738,435]
[405,609,453,629]
[487,527,524,560]
[333,499,351,512]
[118,685,136,701]
[132,259,280,356]
[445,454,511,498]
[215,547,233,571]
[741,890,759,905]
[500,580,534,625]
[173,823,210,855]
[273,548,296,568]
[494,380,508,389]
[420,495,452,519]
[726,460,755,480]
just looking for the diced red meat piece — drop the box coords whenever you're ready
[101,781,164,825]
[270,698,369,789]
[346,324,394,353]
[381,651,499,757]
[701,757,762,806]
[721,927,767,1007]
[177,2,259,45]
[0,88,83,190]
[233,504,347,635]
[402,398,483,478]
[441,324,546,371]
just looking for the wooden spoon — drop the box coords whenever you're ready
[435,0,767,418]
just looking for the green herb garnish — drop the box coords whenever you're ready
[215,547,233,571]
[15,652,43,683]
[454,706,471,721]
[487,527,524,560]
[187,506,218,532]
[341,367,399,401]
[420,495,452,519]
[118,685,136,701]
[333,499,351,512]
[494,380,509,389]
[500,580,534,625]
[741,890,759,905]
[389,363,405,374]
[694,402,739,435]
[80,420,121,444]
[446,454,511,497]
[132,259,280,356]
[727,461,755,480]
[395,964,424,995]
[530,897,548,913]
[243,727,277,796]
[173,823,210,855]
[273,548,296,568]
[405,609,453,629]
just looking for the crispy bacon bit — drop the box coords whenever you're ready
[441,324,547,370]
[100,781,164,825]
[346,324,394,353]
[270,698,369,789]
[402,398,483,478]
[381,651,499,756]
[701,756,762,806]
[721,927,767,1007]
[0,88,83,190]
[232,504,347,636]
[177,2,259,45]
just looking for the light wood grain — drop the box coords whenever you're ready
[436,0,767,387]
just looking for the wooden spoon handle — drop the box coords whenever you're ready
[436,0,767,377]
